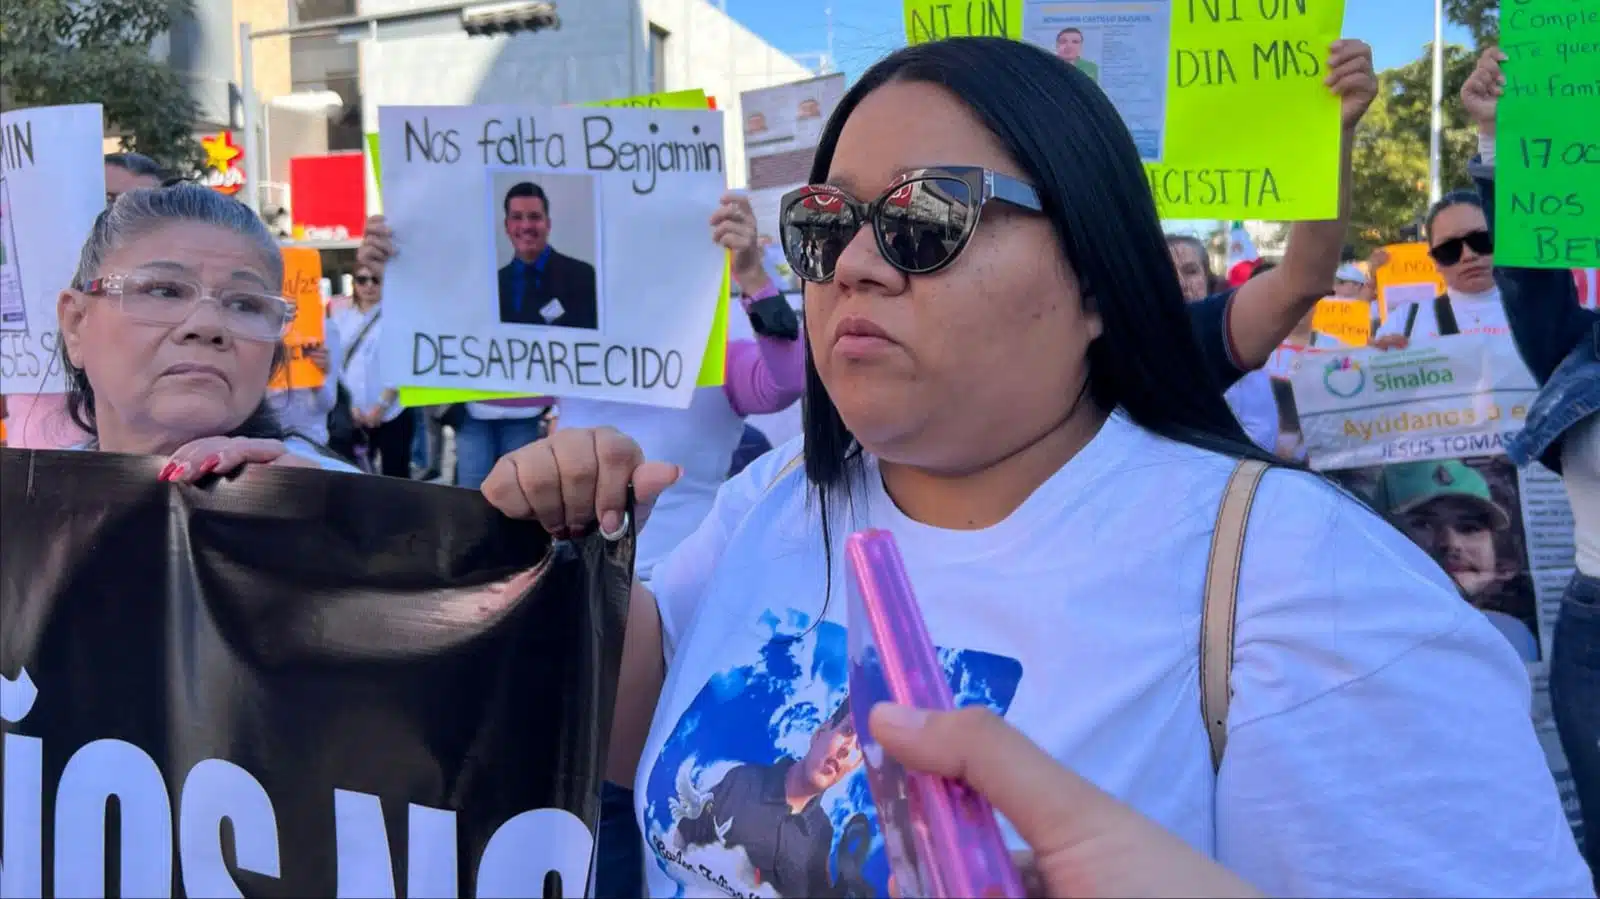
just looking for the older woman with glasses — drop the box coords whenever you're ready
[56,184,354,476]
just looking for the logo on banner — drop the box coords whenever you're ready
[199,132,245,196]
[1323,356,1365,398]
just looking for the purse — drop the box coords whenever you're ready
[327,309,383,460]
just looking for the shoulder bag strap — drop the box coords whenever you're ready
[1200,458,1270,773]
[1403,301,1422,338]
[1434,295,1460,336]
[341,308,383,376]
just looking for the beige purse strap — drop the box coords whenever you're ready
[1200,458,1270,773]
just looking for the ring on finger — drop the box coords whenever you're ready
[600,510,632,542]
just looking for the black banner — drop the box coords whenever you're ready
[0,449,630,897]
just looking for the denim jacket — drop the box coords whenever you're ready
[1470,159,1600,473]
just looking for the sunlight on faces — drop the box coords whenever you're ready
[58,221,281,451]
[804,80,1100,474]
[1430,203,1496,294]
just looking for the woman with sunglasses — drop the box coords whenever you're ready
[55,184,354,476]
[482,37,1590,897]
[1463,47,1600,885]
[1372,191,1504,347]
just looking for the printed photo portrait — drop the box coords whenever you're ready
[488,170,602,332]
[643,612,1022,898]
[1330,456,1540,661]
[1051,26,1100,82]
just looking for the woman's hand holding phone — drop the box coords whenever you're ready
[868,704,1265,899]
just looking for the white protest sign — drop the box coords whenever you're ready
[1289,336,1538,470]
[377,105,727,409]
[0,104,106,395]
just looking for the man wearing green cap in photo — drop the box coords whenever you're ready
[1383,459,1538,661]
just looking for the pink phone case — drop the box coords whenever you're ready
[845,528,1025,899]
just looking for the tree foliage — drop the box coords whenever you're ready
[1342,0,1499,254]
[0,0,203,172]
[1445,0,1498,47]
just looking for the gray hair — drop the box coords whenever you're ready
[71,184,283,290]
[61,184,289,441]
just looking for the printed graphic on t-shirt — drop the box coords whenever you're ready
[643,611,1023,898]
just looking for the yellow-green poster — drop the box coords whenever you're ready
[1494,0,1600,269]
[903,0,1346,221]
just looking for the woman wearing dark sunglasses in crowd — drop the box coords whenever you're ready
[482,37,1590,897]
[1372,191,1506,347]
[1463,47,1600,885]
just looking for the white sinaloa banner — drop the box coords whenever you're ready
[1290,335,1581,836]
[377,104,727,409]
[0,104,106,396]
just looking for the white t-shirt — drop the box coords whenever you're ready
[331,305,402,425]
[556,386,744,581]
[635,413,1589,898]
[1375,286,1510,341]
[1223,369,1277,451]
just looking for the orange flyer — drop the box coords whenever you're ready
[269,246,327,391]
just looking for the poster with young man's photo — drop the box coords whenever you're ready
[1331,456,1540,661]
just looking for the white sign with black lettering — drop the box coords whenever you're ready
[377,105,727,409]
[0,104,105,395]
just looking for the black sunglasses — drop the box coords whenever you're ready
[1428,229,1493,266]
[779,166,1043,282]
[354,275,381,286]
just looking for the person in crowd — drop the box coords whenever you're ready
[1463,45,1600,883]
[481,36,1590,898]
[1372,190,1506,347]
[268,301,342,446]
[1166,239,1276,451]
[1165,233,1216,302]
[6,152,169,451]
[55,184,354,475]
[332,263,412,477]
[1332,261,1366,298]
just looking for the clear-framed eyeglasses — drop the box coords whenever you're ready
[82,273,295,342]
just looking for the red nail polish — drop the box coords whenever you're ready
[170,463,187,481]
[198,455,220,475]
[158,462,176,481]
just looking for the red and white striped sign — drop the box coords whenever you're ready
[1575,268,1599,309]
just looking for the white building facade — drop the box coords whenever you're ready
[359,0,816,190]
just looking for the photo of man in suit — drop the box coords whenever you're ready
[498,181,599,330]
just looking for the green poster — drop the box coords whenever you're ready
[1494,2,1600,268]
